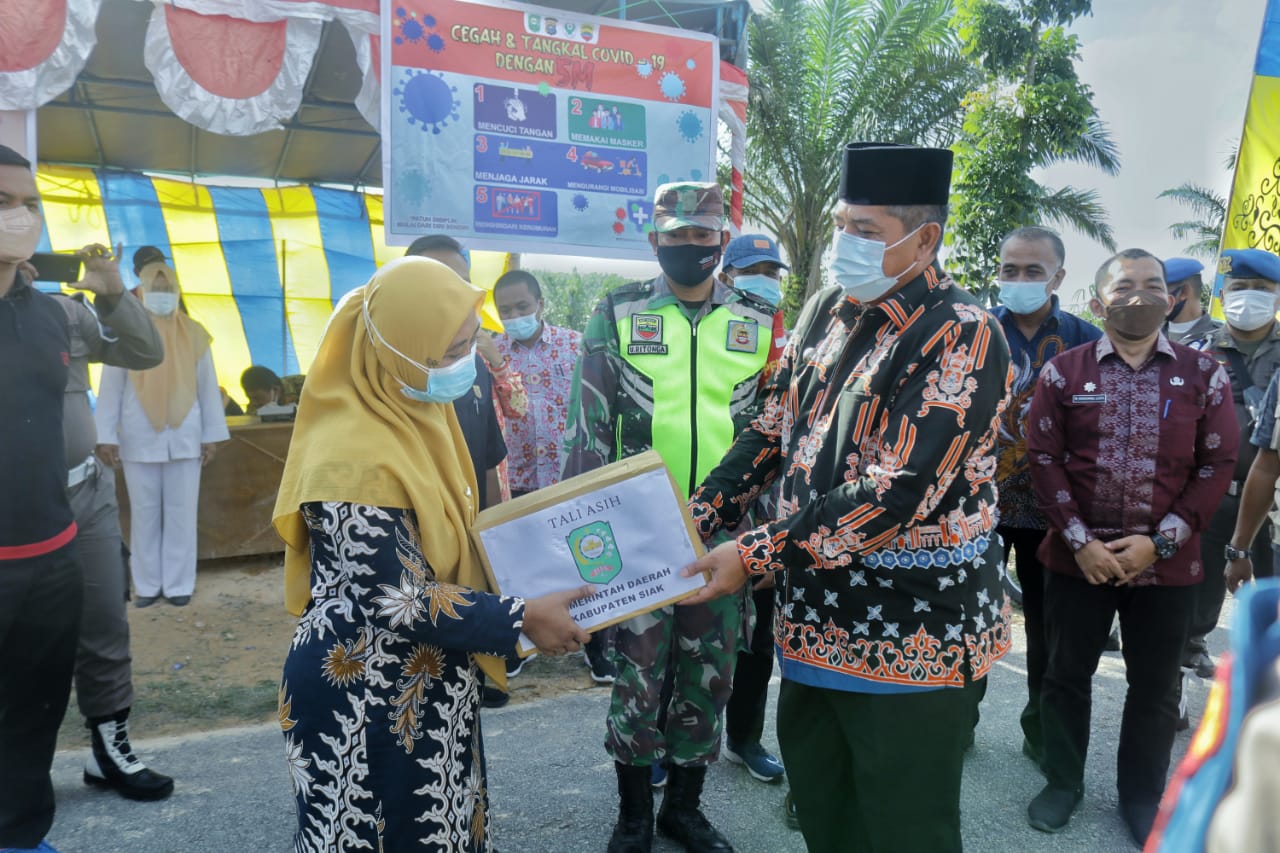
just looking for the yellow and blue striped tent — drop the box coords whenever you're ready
[35,165,509,404]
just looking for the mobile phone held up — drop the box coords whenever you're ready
[29,252,84,283]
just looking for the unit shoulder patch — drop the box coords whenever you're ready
[726,318,759,353]
[628,313,668,355]
[631,313,663,342]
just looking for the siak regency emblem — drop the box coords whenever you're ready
[567,521,623,584]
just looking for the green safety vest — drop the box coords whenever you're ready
[616,301,769,497]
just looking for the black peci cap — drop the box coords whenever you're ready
[838,143,954,206]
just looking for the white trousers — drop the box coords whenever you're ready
[121,459,202,598]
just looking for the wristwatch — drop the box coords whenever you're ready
[1150,533,1178,561]
[1224,543,1252,561]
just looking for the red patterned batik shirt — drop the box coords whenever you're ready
[495,323,582,493]
[689,264,1015,692]
[1026,334,1238,586]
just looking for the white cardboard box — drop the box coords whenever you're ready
[472,451,707,655]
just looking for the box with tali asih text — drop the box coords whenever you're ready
[471,451,708,656]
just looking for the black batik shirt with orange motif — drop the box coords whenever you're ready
[689,265,1014,692]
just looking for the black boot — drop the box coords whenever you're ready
[85,708,175,801]
[608,762,654,853]
[657,764,733,852]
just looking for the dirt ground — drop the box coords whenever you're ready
[58,555,605,749]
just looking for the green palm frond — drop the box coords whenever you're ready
[743,0,972,303]
[1158,183,1226,222]
[1033,185,1117,251]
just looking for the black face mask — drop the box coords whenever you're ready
[1167,297,1187,320]
[657,243,722,288]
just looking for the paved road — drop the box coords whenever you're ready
[45,608,1224,853]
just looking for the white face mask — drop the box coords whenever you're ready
[144,291,179,316]
[0,206,42,265]
[1223,289,1279,332]
[828,226,923,303]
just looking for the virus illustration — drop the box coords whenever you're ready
[636,60,653,78]
[676,110,704,143]
[394,69,459,134]
[572,194,590,212]
[400,168,432,205]
[394,8,442,49]
[659,71,686,101]
[394,7,426,45]
[537,81,552,96]
[686,58,696,70]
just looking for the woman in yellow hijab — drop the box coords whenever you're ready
[273,257,588,853]
[94,261,228,607]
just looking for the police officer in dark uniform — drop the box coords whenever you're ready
[1186,249,1280,692]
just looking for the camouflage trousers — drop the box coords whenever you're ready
[605,593,743,767]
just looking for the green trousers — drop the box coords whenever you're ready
[777,678,982,853]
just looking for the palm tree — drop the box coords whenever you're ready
[742,0,976,310]
[1158,142,1236,260]
[947,2,1121,298]
[1159,184,1227,260]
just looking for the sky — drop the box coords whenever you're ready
[525,0,1272,302]
[1041,0,1268,308]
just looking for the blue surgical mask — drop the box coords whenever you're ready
[996,280,1051,315]
[406,349,478,403]
[732,273,782,307]
[504,312,542,341]
[362,288,479,404]
[829,226,922,303]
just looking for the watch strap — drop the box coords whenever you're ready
[1224,543,1252,561]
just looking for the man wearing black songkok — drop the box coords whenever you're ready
[682,142,1013,852]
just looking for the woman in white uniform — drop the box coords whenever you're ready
[95,261,228,606]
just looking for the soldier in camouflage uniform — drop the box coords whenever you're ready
[561,182,783,853]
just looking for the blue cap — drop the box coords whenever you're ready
[1220,248,1280,283]
[723,234,788,272]
[1163,257,1203,284]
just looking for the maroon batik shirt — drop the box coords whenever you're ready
[1026,334,1238,586]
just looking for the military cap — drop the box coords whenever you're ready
[1220,249,1280,283]
[653,182,724,233]
[1163,257,1204,284]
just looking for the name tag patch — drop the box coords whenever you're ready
[628,314,668,355]
[1072,394,1107,404]
[726,319,759,353]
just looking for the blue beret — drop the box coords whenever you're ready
[1220,249,1280,283]
[1162,257,1203,283]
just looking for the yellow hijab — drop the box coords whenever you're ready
[131,262,211,432]
[272,257,506,686]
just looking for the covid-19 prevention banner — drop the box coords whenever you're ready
[380,0,719,259]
